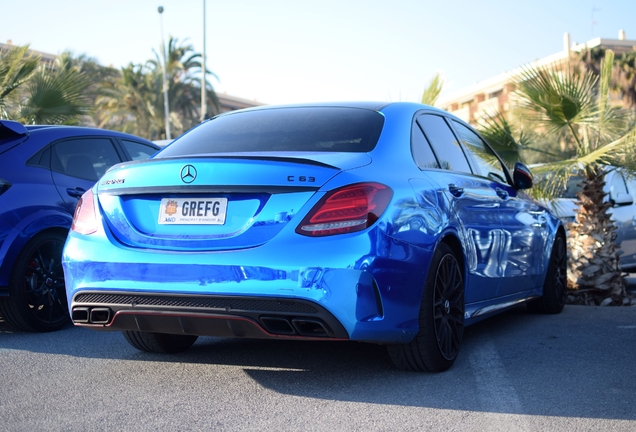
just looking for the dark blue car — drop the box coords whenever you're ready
[62,102,566,372]
[0,121,158,332]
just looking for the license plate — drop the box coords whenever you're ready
[158,198,228,225]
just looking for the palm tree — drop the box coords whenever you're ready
[15,54,93,125]
[95,63,163,138]
[574,46,606,77]
[1,45,93,125]
[421,73,444,106]
[0,45,39,118]
[159,37,219,131]
[612,51,636,108]
[481,50,636,306]
[574,47,636,109]
[54,51,121,126]
[96,37,218,140]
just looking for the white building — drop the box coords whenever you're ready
[437,31,636,124]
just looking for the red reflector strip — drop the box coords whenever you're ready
[299,219,368,232]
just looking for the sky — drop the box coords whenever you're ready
[2,0,636,106]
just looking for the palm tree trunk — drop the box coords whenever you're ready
[567,167,629,305]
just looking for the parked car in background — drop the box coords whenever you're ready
[63,102,565,372]
[0,121,159,332]
[542,168,636,271]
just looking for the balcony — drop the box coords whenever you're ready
[474,97,499,122]
[451,106,470,123]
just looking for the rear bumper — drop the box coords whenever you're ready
[70,291,349,339]
[62,228,431,343]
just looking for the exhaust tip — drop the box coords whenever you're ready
[260,317,296,335]
[71,307,90,323]
[292,319,330,337]
[89,307,112,324]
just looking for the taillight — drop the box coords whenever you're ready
[71,189,98,235]
[296,182,393,237]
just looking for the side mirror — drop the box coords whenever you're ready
[611,192,634,207]
[513,162,533,190]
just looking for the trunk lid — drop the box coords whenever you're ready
[97,153,370,251]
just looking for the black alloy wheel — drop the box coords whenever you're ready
[0,231,69,332]
[388,242,465,372]
[527,233,567,314]
[432,251,465,361]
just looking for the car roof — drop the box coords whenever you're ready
[210,101,451,122]
[235,101,392,111]
[24,125,157,146]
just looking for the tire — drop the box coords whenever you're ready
[387,243,465,372]
[527,233,567,314]
[123,331,199,354]
[0,231,69,332]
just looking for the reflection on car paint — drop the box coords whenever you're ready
[61,103,564,371]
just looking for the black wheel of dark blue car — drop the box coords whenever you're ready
[527,233,567,314]
[387,242,464,372]
[123,331,199,354]
[0,231,69,332]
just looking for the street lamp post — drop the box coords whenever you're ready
[200,0,207,122]
[158,6,171,140]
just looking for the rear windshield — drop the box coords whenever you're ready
[156,107,385,157]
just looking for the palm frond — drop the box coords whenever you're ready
[0,45,40,108]
[421,73,444,106]
[515,64,598,148]
[476,112,527,168]
[17,65,92,124]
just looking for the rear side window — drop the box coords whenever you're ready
[416,114,472,174]
[51,138,122,181]
[411,121,439,169]
[452,121,507,183]
[157,107,385,157]
[121,139,158,160]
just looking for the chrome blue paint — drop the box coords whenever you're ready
[62,102,561,345]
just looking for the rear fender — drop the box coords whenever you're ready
[0,210,71,288]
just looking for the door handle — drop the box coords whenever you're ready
[66,187,86,198]
[448,184,464,197]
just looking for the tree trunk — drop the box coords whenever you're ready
[566,168,632,305]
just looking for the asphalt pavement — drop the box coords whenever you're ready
[1,303,635,431]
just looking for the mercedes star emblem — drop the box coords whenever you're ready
[180,165,197,183]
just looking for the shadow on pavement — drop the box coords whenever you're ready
[2,304,635,421]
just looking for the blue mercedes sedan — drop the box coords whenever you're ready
[62,102,566,372]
